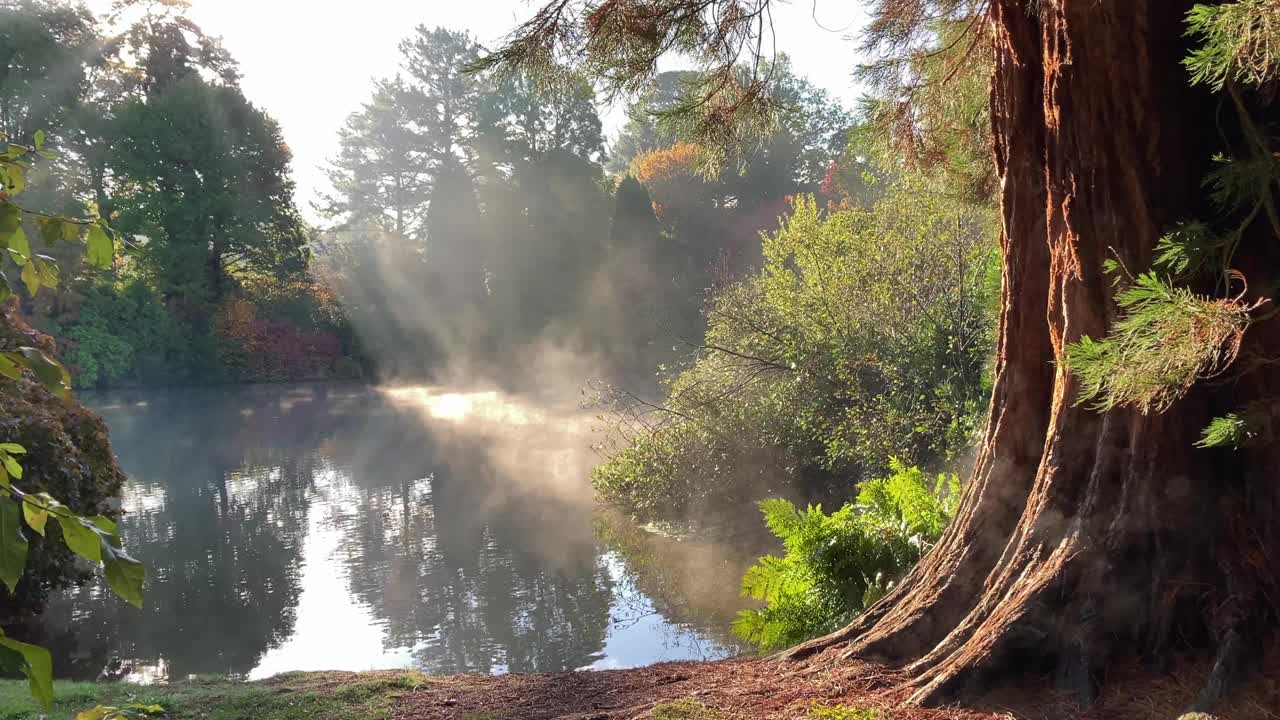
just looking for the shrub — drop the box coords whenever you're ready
[57,282,187,388]
[215,296,343,382]
[732,460,960,653]
[0,307,127,618]
[594,185,996,521]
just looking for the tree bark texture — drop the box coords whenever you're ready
[786,0,1280,709]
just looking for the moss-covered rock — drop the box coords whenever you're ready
[0,303,126,619]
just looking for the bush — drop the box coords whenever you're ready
[594,185,997,521]
[214,294,343,382]
[57,282,188,388]
[0,306,127,618]
[732,460,960,653]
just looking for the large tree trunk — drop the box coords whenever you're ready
[786,0,1280,710]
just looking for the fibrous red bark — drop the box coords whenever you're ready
[786,0,1280,711]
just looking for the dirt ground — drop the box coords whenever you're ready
[391,650,1280,720]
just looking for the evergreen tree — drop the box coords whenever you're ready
[321,78,431,244]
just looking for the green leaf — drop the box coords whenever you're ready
[33,130,44,150]
[0,635,54,710]
[0,354,20,381]
[0,203,20,236]
[2,164,25,195]
[0,445,23,454]
[89,515,120,542]
[22,495,52,536]
[86,224,113,268]
[0,453,21,480]
[19,260,38,296]
[13,347,71,398]
[0,500,30,593]
[7,226,29,265]
[102,541,145,608]
[54,515,101,564]
[36,217,76,244]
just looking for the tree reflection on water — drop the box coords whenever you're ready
[10,383,747,681]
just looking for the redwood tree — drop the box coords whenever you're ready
[483,0,1280,711]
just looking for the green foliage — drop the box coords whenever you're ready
[1063,273,1252,414]
[1197,413,1250,448]
[594,183,997,520]
[1185,1,1280,90]
[733,461,960,653]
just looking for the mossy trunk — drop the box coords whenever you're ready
[787,1,1280,711]
[0,302,126,618]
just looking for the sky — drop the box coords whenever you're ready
[88,1,868,221]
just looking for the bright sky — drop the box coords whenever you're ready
[88,1,868,221]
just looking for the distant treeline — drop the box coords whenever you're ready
[2,0,854,388]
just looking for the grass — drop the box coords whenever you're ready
[807,705,879,720]
[0,671,427,720]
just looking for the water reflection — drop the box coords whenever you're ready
[16,384,748,680]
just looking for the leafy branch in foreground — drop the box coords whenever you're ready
[1,131,144,712]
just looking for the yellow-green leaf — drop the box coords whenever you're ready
[7,226,29,265]
[86,224,113,268]
[54,515,101,564]
[13,347,70,398]
[0,354,19,381]
[0,636,53,710]
[21,499,48,537]
[19,260,38,295]
[0,453,21,480]
[102,541,145,608]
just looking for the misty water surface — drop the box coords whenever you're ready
[17,383,757,681]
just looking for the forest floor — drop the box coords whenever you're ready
[0,653,1276,720]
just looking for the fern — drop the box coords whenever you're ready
[734,461,960,653]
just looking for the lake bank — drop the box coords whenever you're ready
[2,652,1275,720]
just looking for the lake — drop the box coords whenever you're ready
[18,383,761,681]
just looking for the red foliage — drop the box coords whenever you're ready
[215,297,341,381]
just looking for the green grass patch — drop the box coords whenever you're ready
[651,699,723,720]
[807,704,879,720]
[0,671,427,720]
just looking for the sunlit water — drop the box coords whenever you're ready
[17,383,757,681]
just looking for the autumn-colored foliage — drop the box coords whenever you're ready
[215,292,344,382]
[631,143,711,218]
